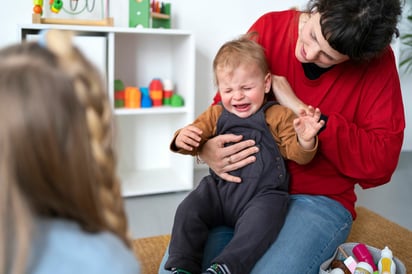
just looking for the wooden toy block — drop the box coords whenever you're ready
[129,0,150,28]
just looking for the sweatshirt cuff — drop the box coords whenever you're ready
[318,114,328,135]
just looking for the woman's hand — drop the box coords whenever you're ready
[272,75,307,115]
[198,134,258,183]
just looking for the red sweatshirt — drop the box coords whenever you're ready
[213,10,405,218]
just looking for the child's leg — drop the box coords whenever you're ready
[210,191,289,274]
[165,176,223,274]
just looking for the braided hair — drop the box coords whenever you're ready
[0,30,130,274]
[45,30,130,244]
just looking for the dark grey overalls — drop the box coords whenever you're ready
[165,102,290,274]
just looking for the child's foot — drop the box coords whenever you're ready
[203,263,231,274]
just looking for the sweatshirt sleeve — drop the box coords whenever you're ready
[170,105,223,156]
[265,105,318,165]
[317,49,405,189]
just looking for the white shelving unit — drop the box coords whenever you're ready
[19,24,195,197]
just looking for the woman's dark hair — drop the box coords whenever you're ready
[308,0,402,60]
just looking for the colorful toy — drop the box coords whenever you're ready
[114,91,125,108]
[140,87,152,108]
[151,1,171,29]
[162,79,173,105]
[352,243,378,273]
[33,0,63,15]
[129,0,171,29]
[140,86,150,97]
[114,79,125,91]
[113,78,182,109]
[125,86,141,108]
[170,94,184,107]
[50,0,63,13]
[31,0,114,26]
[129,0,150,28]
[33,0,44,15]
[114,79,125,108]
[149,78,163,106]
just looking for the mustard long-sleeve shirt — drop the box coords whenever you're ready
[171,104,317,165]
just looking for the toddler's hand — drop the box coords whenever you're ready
[294,105,324,145]
[175,125,203,151]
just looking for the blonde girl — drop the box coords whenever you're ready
[0,30,140,274]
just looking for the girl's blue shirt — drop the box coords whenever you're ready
[28,218,141,274]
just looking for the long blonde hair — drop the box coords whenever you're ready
[0,30,130,274]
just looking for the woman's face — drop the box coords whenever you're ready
[295,12,349,68]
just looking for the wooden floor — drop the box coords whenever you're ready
[124,152,412,239]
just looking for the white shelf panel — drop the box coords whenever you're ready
[114,106,188,116]
[120,168,193,197]
[19,24,192,36]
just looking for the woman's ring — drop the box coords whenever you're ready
[227,156,232,165]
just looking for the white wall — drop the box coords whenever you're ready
[1,0,410,150]
[400,74,412,150]
[398,2,412,150]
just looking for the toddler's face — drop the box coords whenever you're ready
[217,63,271,118]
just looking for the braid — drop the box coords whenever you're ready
[45,30,131,246]
[0,136,33,274]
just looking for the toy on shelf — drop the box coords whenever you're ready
[114,78,183,109]
[129,0,171,29]
[33,0,44,15]
[162,79,173,105]
[140,87,152,108]
[149,78,163,107]
[170,93,184,107]
[129,0,150,28]
[114,79,125,108]
[50,0,63,13]
[32,0,114,26]
[33,0,64,15]
[125,86,141,108]
[151,1,171,29]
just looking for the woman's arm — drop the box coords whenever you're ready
[271,75,308,115]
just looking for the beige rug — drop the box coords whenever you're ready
[133,234,171,274]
